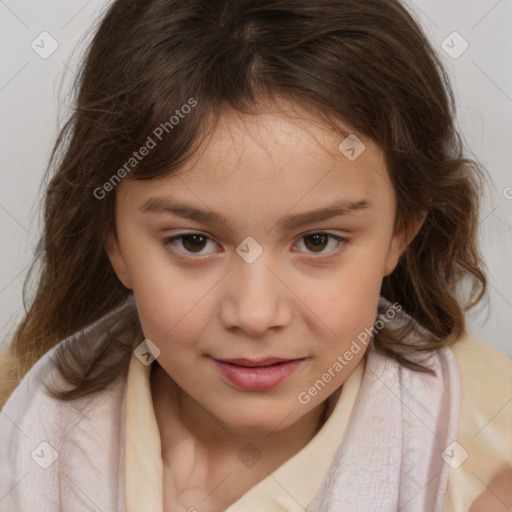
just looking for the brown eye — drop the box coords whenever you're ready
[181,234,208,253]
[164,233,219,256]
[303,233,329,253]
[295,232,346,258]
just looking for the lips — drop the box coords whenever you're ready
[213,357,305,391]
[216,357,296,368]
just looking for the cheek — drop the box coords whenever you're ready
[133,282,205,346]
[129,263,224,366]
[292,256,384,367]
[313,284,380,351]
[298,254,383,325]
[119,234,196,334]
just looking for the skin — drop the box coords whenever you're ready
[469,468,512,512]
[106,101,424,510]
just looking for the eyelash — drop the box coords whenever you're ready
[162,232,348,262]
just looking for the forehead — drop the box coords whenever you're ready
[181,105,386,183]
[119,103,395,221]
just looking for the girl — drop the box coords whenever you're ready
[1,0,511,511]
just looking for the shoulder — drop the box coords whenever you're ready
[0,337,127,509]
[449,330,512,442]
[449,331,512,372]
[0,340,66,433]
[444,332,512,511]
[448,331,511,445]
[448,331,512,419]
[1,333,128,438]
[0,342,68,507]
[1,337,111,449]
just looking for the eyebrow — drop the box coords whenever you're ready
[140,197,371,230]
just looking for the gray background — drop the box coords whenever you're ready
[1,0,511,355]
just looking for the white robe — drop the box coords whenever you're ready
[0,299,459,511]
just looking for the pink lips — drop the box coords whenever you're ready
[213,357,305,391]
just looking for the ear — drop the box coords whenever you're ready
[105,230,133,289]
[383,210,427,277]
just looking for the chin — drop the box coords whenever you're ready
[216,406,299,434]
[228,419,285,434]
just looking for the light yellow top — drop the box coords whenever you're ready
[444,335,512,511]
[125,333,512,511]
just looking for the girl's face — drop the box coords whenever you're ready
[107,103,411,433]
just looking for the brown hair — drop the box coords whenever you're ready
[1,0,487,405]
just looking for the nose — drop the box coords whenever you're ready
[219,253,293,337]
